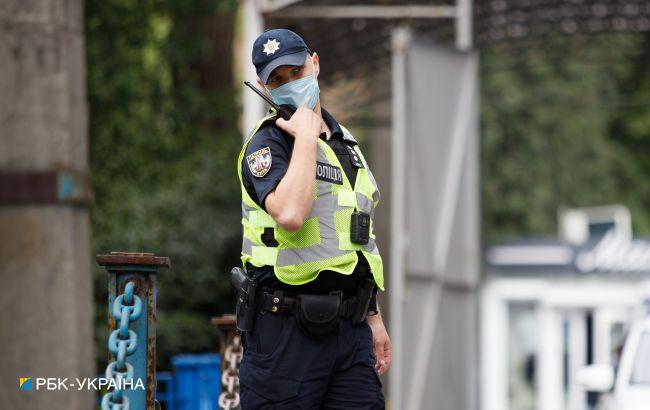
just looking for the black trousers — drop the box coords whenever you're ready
[239,311,385,409]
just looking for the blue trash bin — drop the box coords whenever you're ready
[171,353,221,410]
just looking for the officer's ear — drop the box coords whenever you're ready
[257,77,271,97]
[311,52,320,78]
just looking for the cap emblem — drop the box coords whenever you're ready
[262,38,281,56]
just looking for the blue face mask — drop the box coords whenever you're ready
[268,60,320,109]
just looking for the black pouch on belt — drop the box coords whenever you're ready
[295,293,341,340]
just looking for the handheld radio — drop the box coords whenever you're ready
[244,81,296,121]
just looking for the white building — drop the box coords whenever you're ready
[481,205,650,410]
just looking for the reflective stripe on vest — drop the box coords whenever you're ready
[237,114,384,290]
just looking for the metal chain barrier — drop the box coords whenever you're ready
[218,335,243,410]
[102,281,143,410]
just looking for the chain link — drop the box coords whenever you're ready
[102,281,142,410]
[218,335,243,410]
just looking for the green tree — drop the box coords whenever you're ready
[481,32,650,243]
[86,0,240,371]
[609,32,650,234]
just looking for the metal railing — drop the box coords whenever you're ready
[212,315,241,410]
[97,252,241,410]
[96,371,175,409]
[97,252,171,410]
[101,281,141,409]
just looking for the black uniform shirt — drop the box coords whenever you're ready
[241,108,378,309]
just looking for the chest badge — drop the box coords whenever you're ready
[316,161,343,185]
[247,147,272,177]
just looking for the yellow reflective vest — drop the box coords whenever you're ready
[237,113,384,290]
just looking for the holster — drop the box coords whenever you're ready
[230,267,257,333]
[295,293,341,340]
[351,278,374,324]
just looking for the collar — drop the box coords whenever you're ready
[319,108,357,145]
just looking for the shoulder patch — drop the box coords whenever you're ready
[246,146,272,177]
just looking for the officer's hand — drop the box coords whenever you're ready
[368,313,392,375]
[275,105,321,142]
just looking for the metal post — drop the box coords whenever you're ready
[212,314,242,410]
[455,0,473,50]
[211,315,238,368]
[389,25,410,410]
[97,252,171,410]
[242,0,265,139]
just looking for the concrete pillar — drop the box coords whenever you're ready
[0,1,94,409]
[538,306,564,410]
[568,310,588,410]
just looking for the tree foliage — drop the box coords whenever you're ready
[481,32,650,243]
[86,0,240,371]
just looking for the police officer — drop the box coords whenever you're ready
[237,28,391,409]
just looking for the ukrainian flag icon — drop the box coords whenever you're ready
[19,378,32,391]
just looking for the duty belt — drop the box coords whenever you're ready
[257,289,358,319]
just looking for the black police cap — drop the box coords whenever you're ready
[252,29,311,84]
